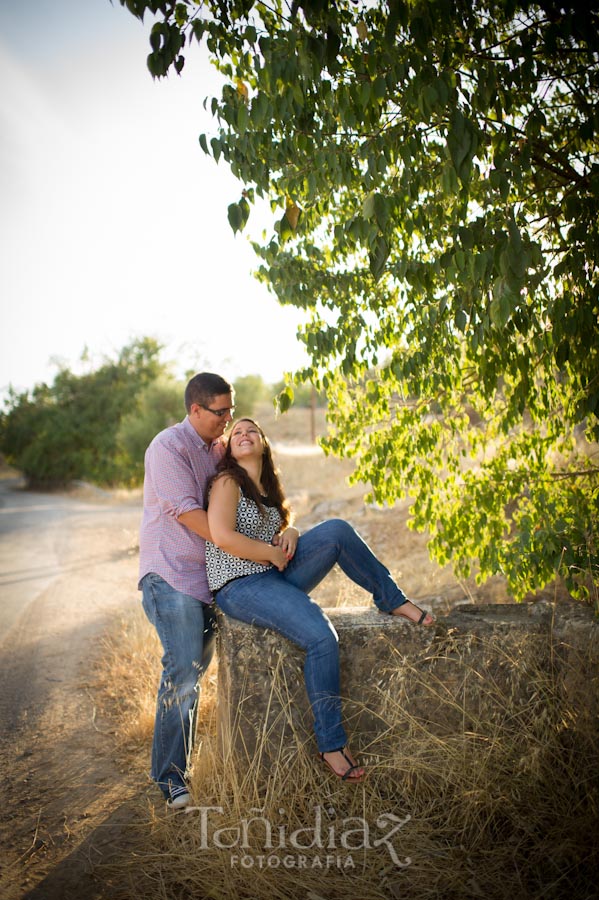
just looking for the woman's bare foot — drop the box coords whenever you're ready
[391,600,435,626]
[320,747,365,781]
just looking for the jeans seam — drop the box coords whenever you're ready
[148,581,173,770]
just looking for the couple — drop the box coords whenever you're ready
[139,373,434,810]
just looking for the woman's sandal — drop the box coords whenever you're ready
[319,747,365,782]
[414,607,433,624]
[392,601,435,626]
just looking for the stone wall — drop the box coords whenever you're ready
[215,600,599,764]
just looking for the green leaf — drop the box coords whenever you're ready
[146,51,166,78]
[277,386,293,413]
[441,161,459,194]
[227,202,243,233]
[362,192,376,219]
[174,3,188,26]
[490,280,511,328]
[239,197,250,229]
[447,109,477,183]
[149,25,162,51]
[373,76,387,101]
[454,307,467,331]
[373,193,390,230]
[360,80,371,107]
[278,212,294,243]
[369,235,389,282]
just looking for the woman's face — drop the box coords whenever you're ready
[228,419,265,462]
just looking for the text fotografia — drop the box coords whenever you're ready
[187,805,412,868]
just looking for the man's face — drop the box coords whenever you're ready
[188,392,235,443]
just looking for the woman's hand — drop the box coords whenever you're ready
[209,476,290,568]
[274,526,299,560]
[268,543,290,571]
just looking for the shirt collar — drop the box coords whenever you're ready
[183,415,221,452]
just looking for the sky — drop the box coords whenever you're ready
[0,0,309,401]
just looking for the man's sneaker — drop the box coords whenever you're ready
[166,790,191,811]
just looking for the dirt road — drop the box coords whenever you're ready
[0,445,514,900]
[0,477,144,900]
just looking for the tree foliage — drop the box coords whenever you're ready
[272,378,326,408]
[0,344,287,488]
[0,338,165,487]
[229,373,267,416]
[116,373,185,482]
[122,0,599,601]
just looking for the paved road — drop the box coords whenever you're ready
[0,478,84,645]
[0,477,144,900]
[0,477,141,644]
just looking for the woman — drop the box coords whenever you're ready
[206,418,434,782]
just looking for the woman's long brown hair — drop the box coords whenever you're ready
[210,418,291,529]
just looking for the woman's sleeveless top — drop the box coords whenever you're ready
[206,490,282,592]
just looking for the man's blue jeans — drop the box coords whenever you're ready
[215,519,408,753]
[141,573,217,801]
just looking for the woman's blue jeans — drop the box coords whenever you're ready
[215,518,408,753]
[141,572,217,801]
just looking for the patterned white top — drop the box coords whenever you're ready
[206,490,282,592]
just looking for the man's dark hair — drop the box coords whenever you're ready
[184,373,233,412]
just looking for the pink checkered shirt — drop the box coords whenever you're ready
[138,417,225,603]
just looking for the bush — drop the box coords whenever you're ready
[0,338,165,487]
[117,375,184,483]
[233,374,271,418]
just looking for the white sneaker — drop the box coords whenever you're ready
[166,791,191,811]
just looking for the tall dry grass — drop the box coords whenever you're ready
[93,404,596,897]
[95,607,598,900]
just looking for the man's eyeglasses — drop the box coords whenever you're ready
[199,404,235,418]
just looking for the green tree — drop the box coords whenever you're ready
[232,373,270,417]
[122,0,599,602]
[0,338,165,487]
[116,374,185,482]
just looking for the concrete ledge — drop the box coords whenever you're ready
[215,600,599,763]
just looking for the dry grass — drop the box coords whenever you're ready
[91,404,597,898]
[95,609,599,900]
[92,611,160,754]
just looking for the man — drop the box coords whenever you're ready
[139,372,234,809]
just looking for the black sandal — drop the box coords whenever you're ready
[319,747,365,781]
[391,602,434,625]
